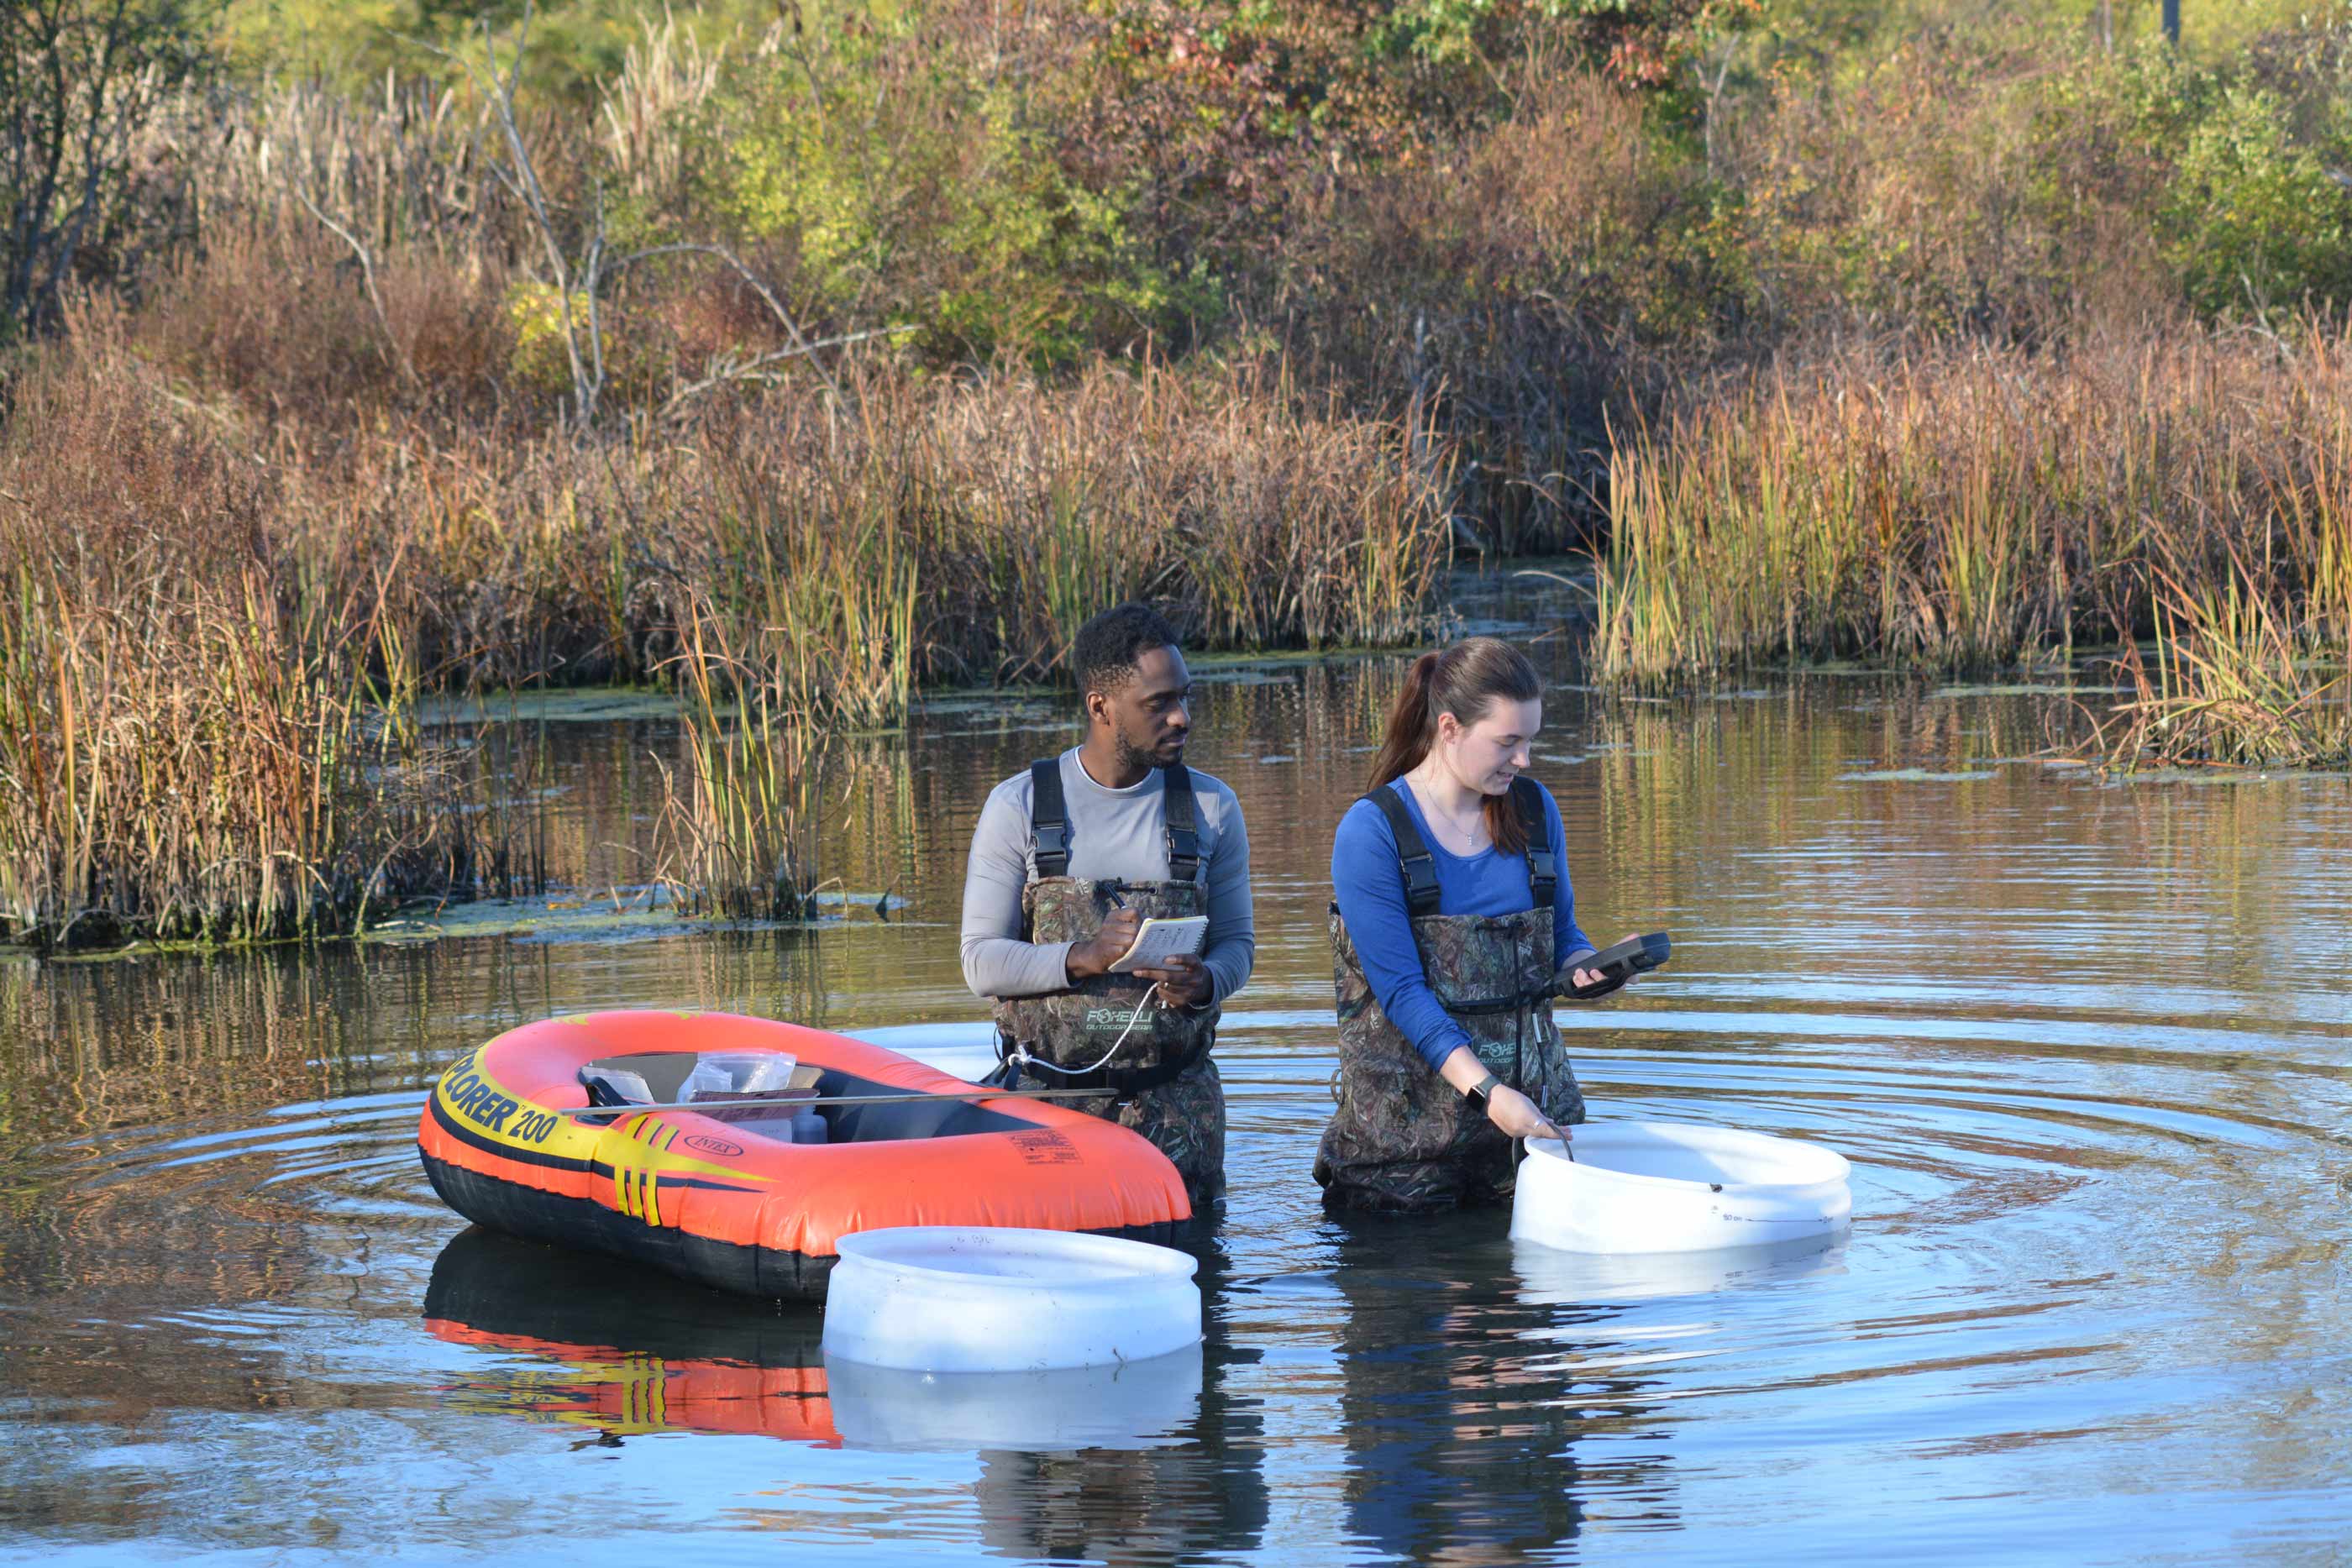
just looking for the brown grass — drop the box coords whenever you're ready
[0,314,520,947]
[0,189,1452,945]
[1593,328,2352,703]
[2101,549,2351,769]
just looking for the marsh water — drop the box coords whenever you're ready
[3,574,2349,1565]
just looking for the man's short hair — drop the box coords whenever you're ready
[1073,603,1181,699]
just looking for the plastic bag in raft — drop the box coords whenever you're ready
[579,1065,654,1109]
[682,1052,796,1100]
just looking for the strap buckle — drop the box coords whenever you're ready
[1525,845,1556,905]
[1034,820,1069,876]
[1166,825,1200,883]
[1398,850,1441,916]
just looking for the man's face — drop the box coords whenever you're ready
[1092,644,1192,771]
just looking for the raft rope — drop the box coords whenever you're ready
[551,1083,1110,1120]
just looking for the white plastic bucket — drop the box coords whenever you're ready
[843,1022,1000,1083]
[825,1345,1203,1450]
[822,1226,1202,1372]
[1510,1121,1852,1255]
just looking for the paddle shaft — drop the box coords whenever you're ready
[551,1085,1108,1119]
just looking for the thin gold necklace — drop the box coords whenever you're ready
[1412,767,1487,846]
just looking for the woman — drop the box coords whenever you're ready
[1315,637,1634,1212]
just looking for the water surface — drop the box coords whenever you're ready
[3,588,2348,1565]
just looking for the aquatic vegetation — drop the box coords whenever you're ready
[0,332,533,951]
[649,595,818,922]
[1593,331,2352,705]
[0,580,526,951]
[2103,554,2352,770]
[12,294,1451,723]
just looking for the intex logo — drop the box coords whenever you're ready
[682,1135,743,1158]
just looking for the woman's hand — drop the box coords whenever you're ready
[1561,933,1647,996]
[1436,1046,1563,1142]
[1485,1083,1563,1143]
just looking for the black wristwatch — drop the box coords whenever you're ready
[1465,1072,1499,1105]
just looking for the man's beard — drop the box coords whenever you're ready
[1114,729,1165,774]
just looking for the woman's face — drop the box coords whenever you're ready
[1436,696,1541,794]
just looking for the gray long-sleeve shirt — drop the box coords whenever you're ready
[959,748,1256,1004]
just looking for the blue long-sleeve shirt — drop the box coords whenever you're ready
[1331,777,1593,1072]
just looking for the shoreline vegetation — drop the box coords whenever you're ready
[7,0,2352,949]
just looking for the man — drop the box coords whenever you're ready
[960,603,1255,1205]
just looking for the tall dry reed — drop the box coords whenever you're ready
[1593,330,2352,691]
[650,594,818,920]
[0,310,522,949]
[2102,549,2352,768]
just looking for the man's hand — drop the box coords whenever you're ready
[1066,908,1143,982]
[1132,953,1214,1010]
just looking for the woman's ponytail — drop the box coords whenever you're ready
[1362,637,1543,857]
[1368,652,1441,792]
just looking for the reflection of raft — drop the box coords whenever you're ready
[416,1009,1191,1298]
[424,1225,1205,1452]
[425,1227,838,1444]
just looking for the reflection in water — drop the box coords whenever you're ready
[969,1228,1269,1565]
[422,1225,1271,1564]
[423,1228,837,1445]
[3,584,2349,1562]
[1510,1234,1851,1306]
[1326,1214,1661,1564]
[827,1350,1203,1452]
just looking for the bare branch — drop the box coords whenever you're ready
[291,179,417,385]
[410,2,602,427]
[660,325,916,414]
[614,241,848,401]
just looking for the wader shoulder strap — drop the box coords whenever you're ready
[1029,758,1069,878]
[1161,762,1201,883]
[1362,787,1441,917]
[1031,758,1201,882]
[1511,776,1556,910]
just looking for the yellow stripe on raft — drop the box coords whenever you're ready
[431,1053,775,1189]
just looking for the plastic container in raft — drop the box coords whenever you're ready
[821,1226,1202,1372]
[1510,1121,1852,1256]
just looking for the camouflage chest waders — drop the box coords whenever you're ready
[1313,778,1586,1213]
[991,759,1226,1204]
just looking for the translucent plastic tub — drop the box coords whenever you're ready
[821,1226,1202,1371]
[842,1022,1000,1083]
[1511,1121,1852,1255]
[825,1345,1203,1450]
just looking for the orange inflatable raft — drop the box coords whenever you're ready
[416,1009,1191,1298]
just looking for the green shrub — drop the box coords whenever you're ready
[2160,82,2352,314]
[682,11,1177,364]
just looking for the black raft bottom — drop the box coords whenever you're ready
[419,1148,1183,1303]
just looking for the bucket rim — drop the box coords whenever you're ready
[833,1225,1200,1286]
[1525,1120,1851,1193]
